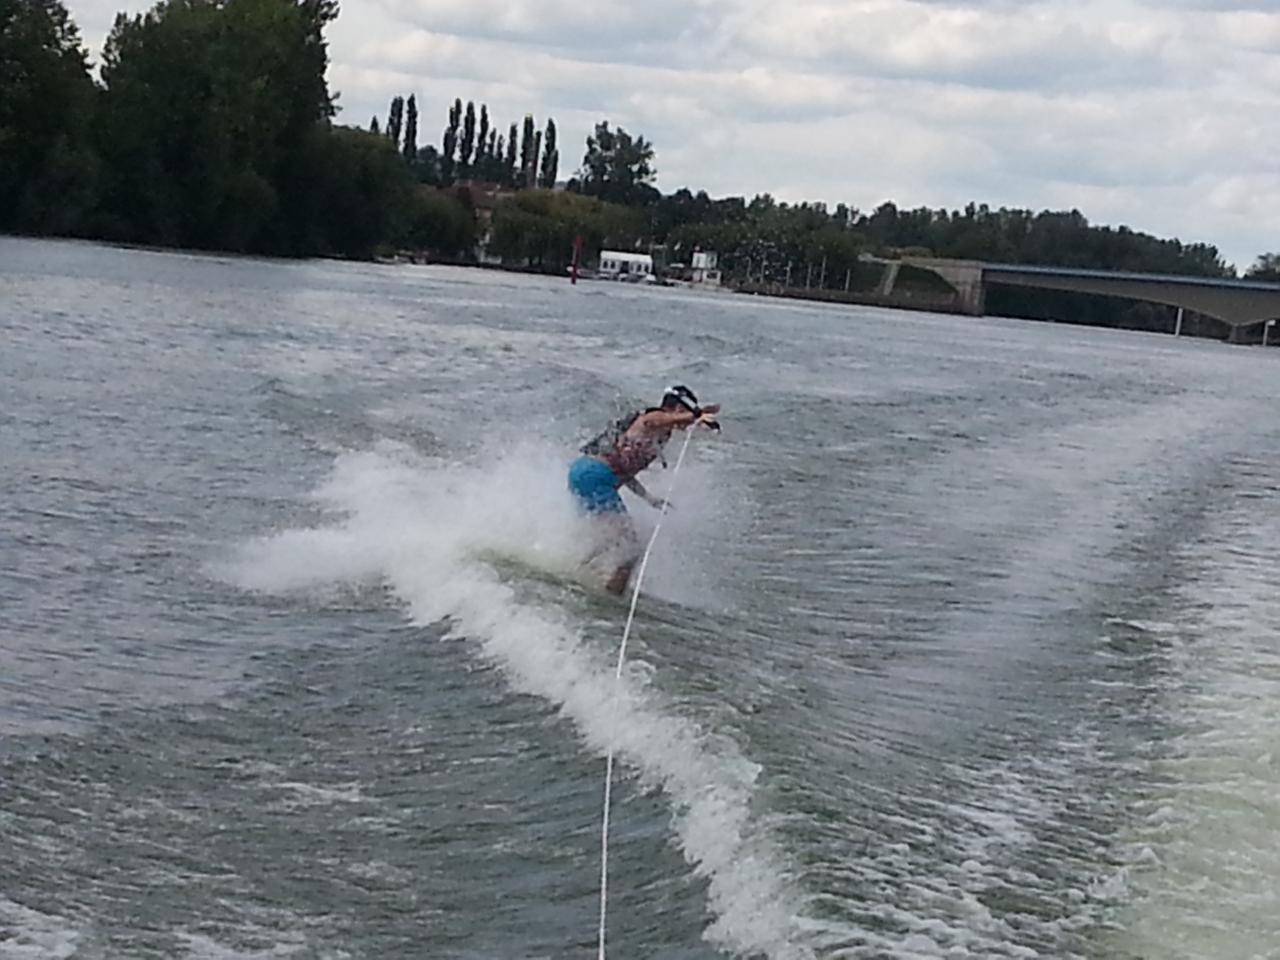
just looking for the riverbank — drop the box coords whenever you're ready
[402,255,1245,343]
[8,232,1256,345]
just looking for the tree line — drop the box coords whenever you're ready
[1,0,432,258]
[3,0,1277,302]
[372,95,559,190]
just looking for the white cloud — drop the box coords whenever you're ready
[64,0,1280,269]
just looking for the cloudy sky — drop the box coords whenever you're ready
[70,0,1280,271]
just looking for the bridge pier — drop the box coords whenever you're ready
[878,261,901,297]
[898,258,986,315]
[948,270,986,316]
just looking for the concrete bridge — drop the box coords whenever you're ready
[879,256,1280,339]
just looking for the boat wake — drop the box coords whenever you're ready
[222,441,818,959]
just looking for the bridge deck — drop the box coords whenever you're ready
[984,263,1280,293]
[897,256,1280,328]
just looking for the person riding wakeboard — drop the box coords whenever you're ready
[568,385,720,594]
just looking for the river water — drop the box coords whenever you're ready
[2,236,1278,959]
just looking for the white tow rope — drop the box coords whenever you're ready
[597,427,696,960]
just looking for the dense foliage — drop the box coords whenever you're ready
[0,0,98,233]
[0,0,472,258]
[373,93,558,191]
[486,189,644,272]
[1246,253,1280,281]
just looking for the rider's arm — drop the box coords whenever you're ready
[624,476,665,510]
[634,409,693,430]
[634,404,720,431]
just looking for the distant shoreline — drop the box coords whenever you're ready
[3,232,1248,343]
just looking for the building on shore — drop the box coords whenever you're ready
[599,250,655,282]
[691,250,721,286]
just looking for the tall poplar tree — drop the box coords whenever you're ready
[519,114,536,188]
[505,122,518,186]
[459,100,476,176]
[386,95,404,149]
[402,94,418,162]
[539,118,559,188]
[530,130,542,189]
[441,98,461,184]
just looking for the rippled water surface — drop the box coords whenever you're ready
[3,236,1279,959]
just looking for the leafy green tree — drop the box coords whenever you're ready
[95,0,338,253]
[579,121,656,205]
[404,185,475,257]
[0,0,99,233]
[305,125,415,258]
[539,118,558,188]
[402,94,417,162]
[16,131,100,235]
[1246,254,1280,281]
[487,189,644,270]
[414,144,441,185]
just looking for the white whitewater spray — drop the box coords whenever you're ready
[221,440,817,960]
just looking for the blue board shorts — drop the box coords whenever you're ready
[568,456,625,513]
